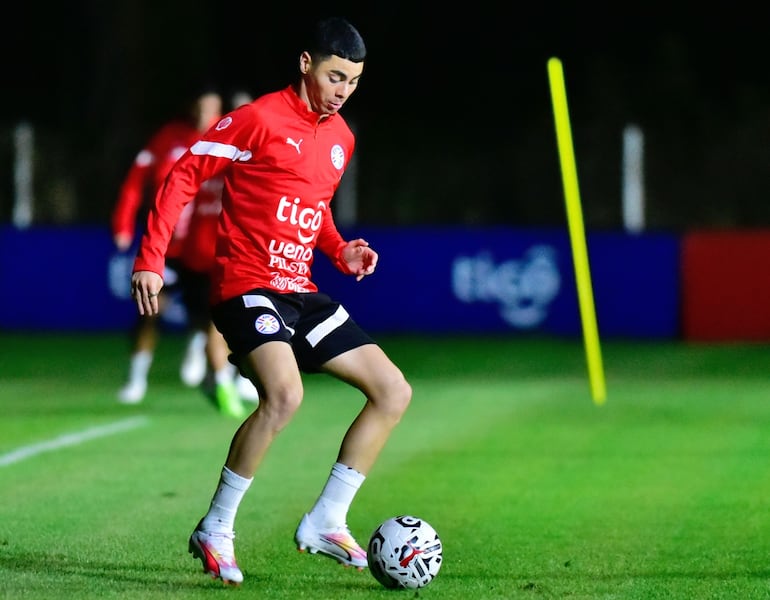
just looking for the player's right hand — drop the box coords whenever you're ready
[131,270,164,316]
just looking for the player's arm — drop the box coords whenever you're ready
[131,115,247,309]
[112,151,153,251]
[130,152,214,309]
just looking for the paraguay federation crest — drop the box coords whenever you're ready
[330,144,345,170]
[255,314,280,335]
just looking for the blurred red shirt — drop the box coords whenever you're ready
[112,121,200,259]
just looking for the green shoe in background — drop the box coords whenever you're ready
[215,381,246,419]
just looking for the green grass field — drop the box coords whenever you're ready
[2,332,770,599]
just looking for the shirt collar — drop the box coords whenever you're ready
[282,85,335,125]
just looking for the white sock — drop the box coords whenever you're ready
[201,466,253,534]
[215,365,236,385]
[308,462,365,528]
[128,350,152,383]
[186,331,207,355]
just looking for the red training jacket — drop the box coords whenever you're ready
[134,85,355,304]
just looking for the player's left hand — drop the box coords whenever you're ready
[342,238,378,281]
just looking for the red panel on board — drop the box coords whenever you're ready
[682,230,770,341]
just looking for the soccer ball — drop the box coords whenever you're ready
[367,515,443,589]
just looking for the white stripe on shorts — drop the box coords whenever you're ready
[242,294,295,336]
[306,305,349,348]
[243,294,277,310]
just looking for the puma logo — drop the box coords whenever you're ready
[286,137,303,154]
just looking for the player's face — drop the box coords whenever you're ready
[302,53,363,116]
[195,92,223,131]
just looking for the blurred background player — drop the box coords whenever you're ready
[177,157,258,411]
[224,88,259,403]
[228,88,253,111]
[112,87,250,415]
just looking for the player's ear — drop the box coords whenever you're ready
[299,52,312,75]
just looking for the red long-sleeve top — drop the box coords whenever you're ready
[134,85,354,304]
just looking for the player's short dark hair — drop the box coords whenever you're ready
[307,17,366,63]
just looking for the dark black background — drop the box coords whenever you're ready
[3,2,769,229]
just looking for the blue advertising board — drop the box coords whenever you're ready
[315,227,680,338]
[0,225,680,338]
[0,225,184,332]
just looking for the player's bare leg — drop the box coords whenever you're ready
[189,341,302,583]
[325,344,412,473]
[296,344,412,569]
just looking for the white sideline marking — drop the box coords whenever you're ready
[0,416,149,467]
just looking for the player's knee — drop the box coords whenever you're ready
[262,386,303,430]
[397,378,412,415]
[277,387,303,417]
[381,376,412,422]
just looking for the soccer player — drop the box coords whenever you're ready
[112,88,247,417]
[130,16,412,586]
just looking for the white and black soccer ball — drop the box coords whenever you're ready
[367,515,443,589]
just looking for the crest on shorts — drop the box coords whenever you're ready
[255,314,280,335]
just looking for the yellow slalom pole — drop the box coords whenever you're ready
[547,57,606,405]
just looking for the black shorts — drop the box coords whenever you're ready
[211,289,376,373]
[162,258,185,295]
[176,266,212,330]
